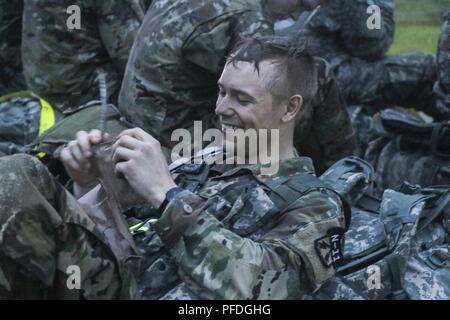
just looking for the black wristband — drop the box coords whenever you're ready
[157,187,184,215]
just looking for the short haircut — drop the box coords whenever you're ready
[228,36,319,113]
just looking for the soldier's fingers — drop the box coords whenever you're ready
[61,148,84,173]
[117,128,151,142]
[102,132,110,141]
[114,160,131,178]
[88,129,104,144]
[75,131,93,158]
[113,135,142,152]
[112,146,135,164]
[68,141,91,169]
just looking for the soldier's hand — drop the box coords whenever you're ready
[111,128,177,208]
[60,129,109,187]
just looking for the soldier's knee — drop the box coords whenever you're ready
[0,154,56,199]
[0,153,43,177]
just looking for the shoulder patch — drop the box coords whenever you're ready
[314,228,345,268]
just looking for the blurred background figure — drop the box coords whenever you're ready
[21,0,150,113]
[0,0,25,95]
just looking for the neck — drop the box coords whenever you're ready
[278,129,296,160]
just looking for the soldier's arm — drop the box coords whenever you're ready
[154,189,344,299]
[182,7,273,75]
[323,0,395,60]
[95,0,146,74]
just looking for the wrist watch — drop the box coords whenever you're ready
[157,186,184,215]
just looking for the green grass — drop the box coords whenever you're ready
[389,24,441,54]
[388,0,448,54]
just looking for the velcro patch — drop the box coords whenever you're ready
[314,228,345,268]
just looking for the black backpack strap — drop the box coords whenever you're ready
[385,255,409,300]
[417,190,450,233]
[263,173,352,231]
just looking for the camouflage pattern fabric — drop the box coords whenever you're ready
[334,53,438,117]
[435,10,450,118]
[22,0,148,113]
[404,244,450,300]
[0,0,25,95]
[0,94,41,156]
[291,0,440,118]
[347,106,450,193]
[0,154,138,299]
[365,137,450,194]
[316,183,450,300]
[134,156,346,299]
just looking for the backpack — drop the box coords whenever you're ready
[0,91,58,156]
[315,156,450,300]
[353,106,450,194]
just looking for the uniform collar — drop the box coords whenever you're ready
[211,156,316,180]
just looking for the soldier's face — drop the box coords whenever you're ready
[216,60,287,156]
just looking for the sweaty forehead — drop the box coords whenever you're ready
[219,60,279,94]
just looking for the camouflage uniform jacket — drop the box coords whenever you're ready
[22,0,148,113]
[135,156,346,299]
[0,0,25,95]
[118,0,273,146]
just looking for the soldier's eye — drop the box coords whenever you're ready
[237,96,251,106]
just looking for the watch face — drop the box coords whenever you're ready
[167,187,183,202]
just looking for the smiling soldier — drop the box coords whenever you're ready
[0,37,348,300]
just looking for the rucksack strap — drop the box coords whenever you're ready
[417,190,450,233]
[355,193,381,213]
[264,173,352,231]
[385,255,408,300]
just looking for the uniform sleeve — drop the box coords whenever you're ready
[323,0,395,60]
[182,8,273,75]
[154,188,345,300]
[96,0,145,74]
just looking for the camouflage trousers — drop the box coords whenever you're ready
[348,106,450,193]
[334,52,442,118]
[0,154,136,299]
[364,138,450,194]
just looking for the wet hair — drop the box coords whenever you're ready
[228,36,318,114]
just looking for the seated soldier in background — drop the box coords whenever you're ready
[291,0,445,119]
[354,11,450,193]
[21,0,150,113]
[0,37,347,300]
[117,0,358,174]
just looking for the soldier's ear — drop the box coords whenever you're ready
[282,94,303,123]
